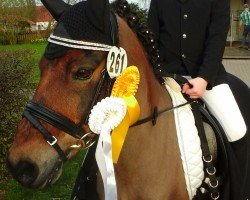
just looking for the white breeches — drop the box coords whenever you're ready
[202,84,246,142]
[183,76,247,142]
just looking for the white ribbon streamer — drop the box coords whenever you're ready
[88,97,127,200]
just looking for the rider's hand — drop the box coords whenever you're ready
[182,77,208,99]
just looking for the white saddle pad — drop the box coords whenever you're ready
[163,77,204,199]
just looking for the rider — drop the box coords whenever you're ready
[147,0,247,142]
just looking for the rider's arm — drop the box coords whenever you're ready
[198,0,230,89]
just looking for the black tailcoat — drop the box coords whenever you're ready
[148,0,230,88]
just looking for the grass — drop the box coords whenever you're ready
[0,150,87,200]
[0,42,87,200]
[0,42,46,83]
[0,42,46,62]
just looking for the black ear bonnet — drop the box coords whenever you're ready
[44,1,115,60]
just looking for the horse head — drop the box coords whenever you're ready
[7,0,187,199]
[7,0,114,188]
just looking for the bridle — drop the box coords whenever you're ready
[22,8,193,163]
[23,12,118,162]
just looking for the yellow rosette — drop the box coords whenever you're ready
[111,66,140,163]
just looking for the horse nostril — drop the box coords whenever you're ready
[12,160,38,187]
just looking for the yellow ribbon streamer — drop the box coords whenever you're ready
[111,96,140,163]
[110,66,141,163]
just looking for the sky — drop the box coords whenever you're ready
[127,0,150,9]
[118,0,150,9]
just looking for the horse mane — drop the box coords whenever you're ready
[111,0,162,81]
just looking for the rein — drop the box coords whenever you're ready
[131,101,193,127]
[22,2,193,162]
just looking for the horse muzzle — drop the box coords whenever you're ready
[7,154,63,189]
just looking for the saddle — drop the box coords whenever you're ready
[165,75,247,200]
[164,77,227,200]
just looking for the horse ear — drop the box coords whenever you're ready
[86,0,110,34]
[41,0,70,21]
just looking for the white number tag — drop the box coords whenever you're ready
[106,46,128,79]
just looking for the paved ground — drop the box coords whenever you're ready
[223,59,250,87]
[223,47,250,87]
[224,46,250,59]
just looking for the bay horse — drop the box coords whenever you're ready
[6,0,250,199]
[7,0,188,199]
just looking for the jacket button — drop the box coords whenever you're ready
[182,54,186,59]
[183,14,188,19]
[182,34,187,39]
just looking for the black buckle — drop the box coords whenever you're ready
[152,107,158,126]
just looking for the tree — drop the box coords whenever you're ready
[0,0,36,22]
[0,0,36,44]
[35,0,80,5]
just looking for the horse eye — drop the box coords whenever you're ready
[74,68,93,80]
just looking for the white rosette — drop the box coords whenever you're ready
[88,97,127,200]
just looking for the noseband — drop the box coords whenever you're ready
[23,69,112,162]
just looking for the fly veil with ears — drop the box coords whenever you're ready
[44,0,118,59]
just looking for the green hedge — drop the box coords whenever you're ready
[0,50,35,182]
[0,30,50,45]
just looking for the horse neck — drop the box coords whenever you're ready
[113,17,188,199]
[117,17,171,117]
